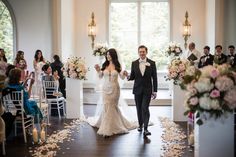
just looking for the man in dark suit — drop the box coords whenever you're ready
[227,45,236,68]
[126,45,158,137]
[214,45,227,65]
[198,46,214,68]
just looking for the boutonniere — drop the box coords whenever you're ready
[145,62,150,66]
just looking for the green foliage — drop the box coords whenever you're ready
[0,1,13,63]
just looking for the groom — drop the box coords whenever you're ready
[127,45,158,137]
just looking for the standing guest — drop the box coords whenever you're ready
[50,55,66,97]
[33,50,46,96]
[227,45,236,68]
[0,49,8,75]
[6,68,42,121]
[214,45,227,65]
[186,42,202,67]
[198,46,214,68]
[13,51,27,81]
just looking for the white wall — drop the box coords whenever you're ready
[73,0,108,84]
[171,0,206,55]
[206,0,216,52]
[8,0,53,71]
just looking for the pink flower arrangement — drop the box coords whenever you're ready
[166,58,190,85]
[62,57,88,80]
[182,64,236,125]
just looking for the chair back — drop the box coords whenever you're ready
[42,81,59,100]
[2,90,24,119]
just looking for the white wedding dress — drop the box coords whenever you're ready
[87,69,138,136]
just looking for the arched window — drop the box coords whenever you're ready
[0,0,15,63]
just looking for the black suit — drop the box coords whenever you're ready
[214,53,227,65]
[129,58,157,130]
[227,54,236,68]
[198,54,214,68]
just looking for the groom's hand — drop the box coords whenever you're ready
[151,92,157,99]
[123,70,128,77]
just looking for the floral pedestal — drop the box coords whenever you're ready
[66,78,84,119]
[194,113,234,157]
[172,85,187,122]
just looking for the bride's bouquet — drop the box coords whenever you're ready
[165,42,182,57]
[62,57,88,80]
[93,43,108,56]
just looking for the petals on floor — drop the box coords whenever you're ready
[159,117,187,157]
[29,119,82,157]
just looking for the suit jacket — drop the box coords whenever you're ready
[129,58,157,95]
[227,54,236,68]
[214,53,227,65]
[198,54,214,68]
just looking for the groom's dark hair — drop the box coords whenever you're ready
[138,45,148,52]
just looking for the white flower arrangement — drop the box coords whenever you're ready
[165,42,183,57]
[93,43,108,56]
[182,64,236,125]
[62,57,88,80]
[166,58,190,85]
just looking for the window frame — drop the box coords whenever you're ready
[1,0,17,62]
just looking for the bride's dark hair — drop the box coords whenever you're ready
[101,48,121,73]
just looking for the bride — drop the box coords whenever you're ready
[87,48,138,137]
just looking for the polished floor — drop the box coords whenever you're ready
[2,105,194,157]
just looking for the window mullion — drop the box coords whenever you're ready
[137,1,141,46]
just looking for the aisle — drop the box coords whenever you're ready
[3,106,193,157]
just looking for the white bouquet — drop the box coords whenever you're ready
[93,43,108,56]
[165,42,182,57]
[62,57,88,80]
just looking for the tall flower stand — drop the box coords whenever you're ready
[194,113,234,157]
[172,85,187,122]
[66,78,84,119]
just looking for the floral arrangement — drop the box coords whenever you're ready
[166,58,191,85]
[93,43,108,56]
[165,42,183,57]
[62,57,88,80]
[183,64,236,125]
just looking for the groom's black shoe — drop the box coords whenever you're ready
[143,130,151,136]
[137,127,142,132]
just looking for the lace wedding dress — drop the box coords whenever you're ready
[87,70,138,136]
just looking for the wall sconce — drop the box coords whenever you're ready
[183,11,191,49]
[88,12,96,49]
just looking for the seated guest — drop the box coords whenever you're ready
[5,64,16,77]
[50,55,66,98]
[198,46,214,68]
[214,45,227,65]
[42,64,59,81]
[6,68,42,122]
[227,45,236,68]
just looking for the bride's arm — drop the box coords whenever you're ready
[95,64,103,78]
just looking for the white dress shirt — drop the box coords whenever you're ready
[139,58,147,76]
